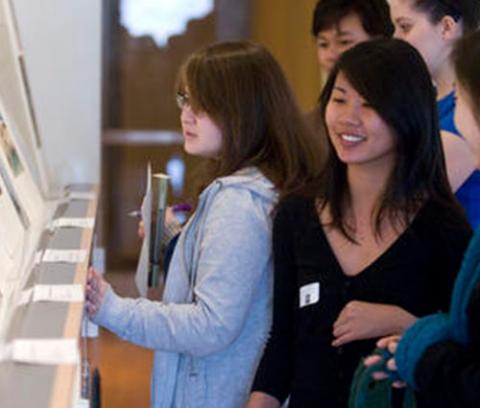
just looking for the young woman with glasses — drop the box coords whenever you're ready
[85,41,323,407]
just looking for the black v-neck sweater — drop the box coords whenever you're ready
[252,195,471,407]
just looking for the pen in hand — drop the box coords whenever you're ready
[172,203,192,213]
[128,210,142,218]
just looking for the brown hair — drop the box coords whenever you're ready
[412,0,480,35]
[453,30,480,130]
[176,41,324,195]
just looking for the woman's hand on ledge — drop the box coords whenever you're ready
[85,266,108,318]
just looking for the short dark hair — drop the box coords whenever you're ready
[412,0,480,34]
[453,30,480,129]
[318,38,463,240]
[176,41,324,194]
[311,0,394,38]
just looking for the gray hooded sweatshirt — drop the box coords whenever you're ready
[92,167,277,407]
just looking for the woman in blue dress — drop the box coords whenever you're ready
[389,0,480,227]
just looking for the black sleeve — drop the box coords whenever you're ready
[413,226,478,408]
[429,211,472,311]
[414,340,480,407]
[251,199,298,403]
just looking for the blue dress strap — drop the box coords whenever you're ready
[438,92,480,228]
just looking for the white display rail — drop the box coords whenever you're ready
[0,184,98,408]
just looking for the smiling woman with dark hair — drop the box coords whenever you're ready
[246,38,471,408]
[307,0,394,136]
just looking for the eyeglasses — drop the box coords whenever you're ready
[176,92,190,109]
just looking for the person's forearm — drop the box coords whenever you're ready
[392,307,417,334]
[245,392,281,408]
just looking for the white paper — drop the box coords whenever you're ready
[33,284,84,302]
[51,217,95,229]
[34,250,43,265]
[68,191,96,201]
[18,284,84,307]
[11,338,79,365]
[42,249,87,264]
[17,287,33,306]
[0,172,25,258]
[135,163,152,297]
[0,344,12,363]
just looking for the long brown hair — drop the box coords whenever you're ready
[176,41,324,195]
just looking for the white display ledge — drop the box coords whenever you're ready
[0,184,98,408]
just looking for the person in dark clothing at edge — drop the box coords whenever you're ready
[366,30,480,408]
[245,39,471,408]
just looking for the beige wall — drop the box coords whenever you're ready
[15,0,101,187]
[252,0,321,112]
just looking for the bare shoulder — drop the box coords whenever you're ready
[440,130,476,192]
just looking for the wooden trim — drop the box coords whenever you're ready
[49,366,76,408]
[49,185,99,408]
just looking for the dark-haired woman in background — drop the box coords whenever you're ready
[312,0,393,75]
[307,0,393,132]
[390,0,480,228]
[366,30,480,408]
[246,39,471,408]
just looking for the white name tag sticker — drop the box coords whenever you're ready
[299,282,320,308]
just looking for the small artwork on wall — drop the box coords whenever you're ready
[0,159,29,229]
[0,120,24,178]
